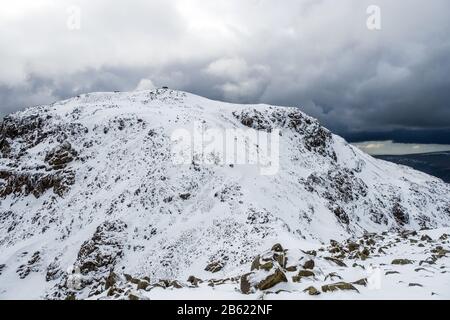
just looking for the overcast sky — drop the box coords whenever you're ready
[1,0,450,144]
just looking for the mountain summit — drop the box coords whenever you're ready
[0,89,449,299]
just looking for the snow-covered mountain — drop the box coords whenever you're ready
[0,89,449,299]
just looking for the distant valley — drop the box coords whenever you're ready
[375,152,450,183]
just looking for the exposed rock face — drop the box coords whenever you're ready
[76,220,127,276]
[0,114,50,156]
[305,168,368,225]
[234,108,337,160]
[45,142,77,169]
[17,251,41,279]
[0,169,75,198]
[392,201,410,226]
[0,111,79,200]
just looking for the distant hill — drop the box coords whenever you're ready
[375,152,450,183]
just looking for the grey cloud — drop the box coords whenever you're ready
[1,0,450,143]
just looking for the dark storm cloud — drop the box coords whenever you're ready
[1,0,450,143]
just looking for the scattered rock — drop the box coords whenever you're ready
[439,234,448,241]
[303,259,315,270]
[250,256,261,271]
[378,247,386,254]
[274,252,287,268]
[137,280,150,290]
[431,246,449,257]
[271,243,284,252]
[179,193,191,200]
[170,280,183,289]
[257,268,287,290]
[347,242,359,252]
[352,263,365,270]
[324,257,347,267]
[240,273,253,294]
[205,261,224,273]
[352,278,368,286]
[391,259,413,265]
[105,271,119,290]
[260,261,274,271]
[124,273,140,284]
[359,247,370,260]
[251,256,274,271]
[128,293,140,300]
[65,293,76,300]
[330,240,339,247]
[324,272,342,281]
[292,270,315,282]
[419,258,436,266]
[303,286,320,296]
[322,282,359,293]
[285,265,297,272]
[409,283,423,287]
[187,275,203,287]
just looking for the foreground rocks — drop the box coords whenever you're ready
[42,228,450,299]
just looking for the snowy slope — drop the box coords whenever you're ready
[0,89,449,299]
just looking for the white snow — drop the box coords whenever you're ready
[0,89,449,299]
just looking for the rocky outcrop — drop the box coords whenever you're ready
[304,168,368,225]
[392,201,410,226]
[76,220,127,276]
[0,169,75,198]
[0,114,50,157]
[233,108,336,159]
[45,142,77,169]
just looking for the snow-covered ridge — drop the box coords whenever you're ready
[0,89,449,299]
